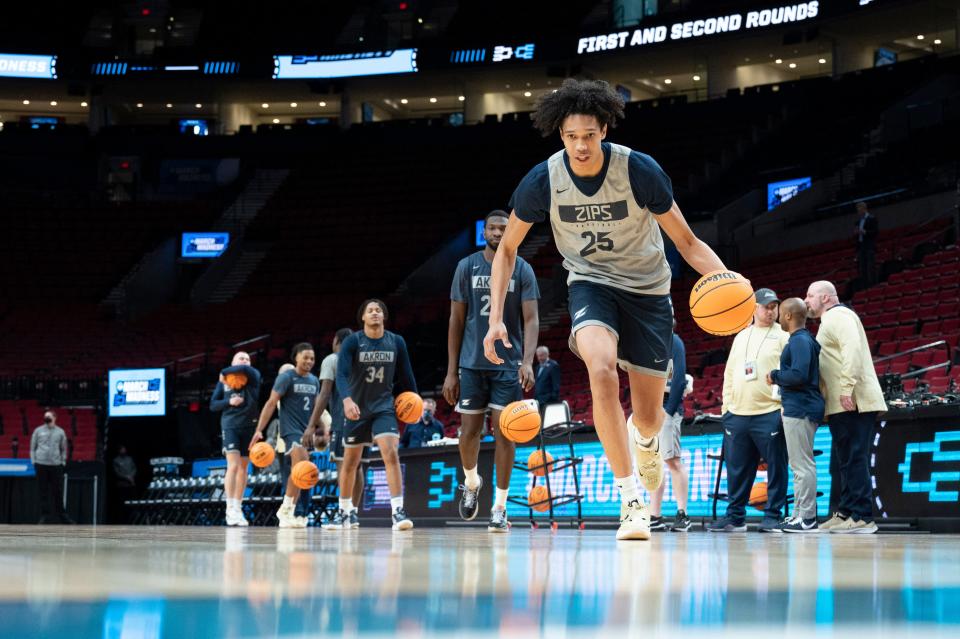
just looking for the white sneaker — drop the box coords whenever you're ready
[233,506,249,527]
[294,516,309,528]
[225,507,245,527]
[628,415,663,492]
[276,504,300,528]
[616,499,651,541]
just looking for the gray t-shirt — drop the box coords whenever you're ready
[273,370,319,437]
[318,352,344,430]
[31,424,67,466]
[510,142,673,296]
[451,251,539,371]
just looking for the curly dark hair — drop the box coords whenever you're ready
[532,78,625,137]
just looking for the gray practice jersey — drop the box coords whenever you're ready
[273,370,319,436]
[451,251,540,371]
[513,142,673,296]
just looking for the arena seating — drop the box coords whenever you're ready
[0,401,99,461]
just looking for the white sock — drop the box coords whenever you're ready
[282,495,294,509]
[628,415,657,449]
[615,475,640,505]
[339,498,353,513]
[391,496,404,511]
[463,466,480,489]
[494,488,509,510]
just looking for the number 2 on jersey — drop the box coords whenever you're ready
[480,294,491,317]
[365,366,385,383]
[580,231,614,257]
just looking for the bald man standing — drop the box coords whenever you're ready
[804,281,887,534]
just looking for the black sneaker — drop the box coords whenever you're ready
[672,510,693,532]
[650,515,669,531]
[458,476,483,521]
[392,507,414,531]
[780,515,819,533]
[322,509,347,530]
[758,516,784,533]
[348,510,360,529]
[487,508,509,533]
[708,517,747,532]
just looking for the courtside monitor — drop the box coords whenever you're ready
[108,368,167,417]
[181,232,229,258]
[178,119,209,136]
[767,176,812,210]
[475,220,486,247]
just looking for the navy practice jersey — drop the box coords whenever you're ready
[273,370,319,436]
[336,330,417,415]
[451,251,539,370]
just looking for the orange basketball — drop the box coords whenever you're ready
[749,481,768,509]
[291,460,319,490]
[224,372,248,390]
[527,450,554,477]
[394,391,424,424]
[528,485,551,512]
[499,400,541,443]
[689,270,755,336]
[249,442,275,468]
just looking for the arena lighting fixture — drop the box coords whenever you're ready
[272,118,280,123]
[50,100,57,106]
[429,97,437,103]
[261,103,269,108]
[165,103,172,108]
[916,34,924,40]
[818,58,827,64]
[664,78,672,84]
[934,39,942,45]
[775,58,783,64]
[458,95,465,101]
[81,101,88,107]
[318,101,326,107]
[136,102,143,108]
[290,102,298,107]
[788,62,797,69]
[400,98,408,104]
[523,91,532,97]
[195,103,202,108]
[692,75,701,81]
[22,99,29,105]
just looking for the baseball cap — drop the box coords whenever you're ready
[755,288,780,305]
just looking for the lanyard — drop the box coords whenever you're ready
[744,325,773,361]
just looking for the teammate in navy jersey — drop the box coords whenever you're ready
[443,210,540,532]
[331,299,418,531]
[483,78,735,541]
[250,343,319,529]
[304,327,367,527]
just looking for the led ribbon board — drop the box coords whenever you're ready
[273,49,418,79]
[576,2,821,54]
[0,53,56,79]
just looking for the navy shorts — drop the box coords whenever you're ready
[222,426,256,457]
[329,424,372,462]
[343,412,399,448]
[456,368,522,414]
[567,281,674,378]
[280,430,306,455]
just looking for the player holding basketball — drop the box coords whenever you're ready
[303,327,366,528]
[210,351,261,527]
[250,343,319,528]
[331,299,418,531]
[483,78,731,540]
[444,209,540,533]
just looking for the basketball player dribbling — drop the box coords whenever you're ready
[250,343,319,528]
[483,78,734,540]
[443,209,540,532]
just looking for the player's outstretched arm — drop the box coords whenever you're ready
[484,211,532,364]
[656,201,727,276]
